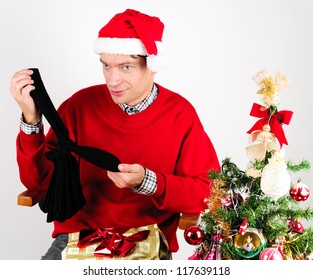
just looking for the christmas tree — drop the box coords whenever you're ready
[184,69,313,260]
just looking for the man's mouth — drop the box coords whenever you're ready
[110,89,125,97]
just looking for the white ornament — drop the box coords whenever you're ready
[260,150,291,200]
[246,124,277,162]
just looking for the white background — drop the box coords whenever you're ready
[0,0,313,261]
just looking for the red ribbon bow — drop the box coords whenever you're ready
[77,228,150,258]
[247,103,293,147]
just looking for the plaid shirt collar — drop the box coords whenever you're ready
[119,84,158,115]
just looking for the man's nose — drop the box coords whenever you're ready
[106,69,122,86]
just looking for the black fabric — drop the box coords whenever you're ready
[29,68,121,223]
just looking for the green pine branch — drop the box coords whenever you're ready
[287,159,311,173]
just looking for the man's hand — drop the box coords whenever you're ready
[10,69,40,124]
[107,163,145,189]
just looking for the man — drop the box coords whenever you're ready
[10,9,220,259]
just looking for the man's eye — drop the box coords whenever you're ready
[101,62,109,69]
[123,65,132,71]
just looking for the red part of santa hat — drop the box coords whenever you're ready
[94,9,167,72]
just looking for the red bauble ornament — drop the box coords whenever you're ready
[290,179,310,202]
[288,220,304,234]
[260,246,285,260]
[184,226,204,245]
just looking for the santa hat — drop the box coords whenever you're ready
[94,9,167,73]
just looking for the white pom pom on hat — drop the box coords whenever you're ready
[94,9,167,73]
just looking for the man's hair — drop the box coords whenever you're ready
[130,55,147,65]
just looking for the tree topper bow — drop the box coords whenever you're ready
[247,103,293,147]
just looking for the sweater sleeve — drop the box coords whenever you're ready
[150,109,220,214]
[16,128,54,191]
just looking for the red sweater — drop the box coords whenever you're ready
[16,83,220,252]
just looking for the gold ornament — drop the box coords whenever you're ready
[234,227,267,259]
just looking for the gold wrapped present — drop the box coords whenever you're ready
[65,224,169,260]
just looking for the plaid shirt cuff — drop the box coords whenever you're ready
[20,115,43,134]
[132,168,157,195]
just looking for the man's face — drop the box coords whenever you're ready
[100,53,154,106]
